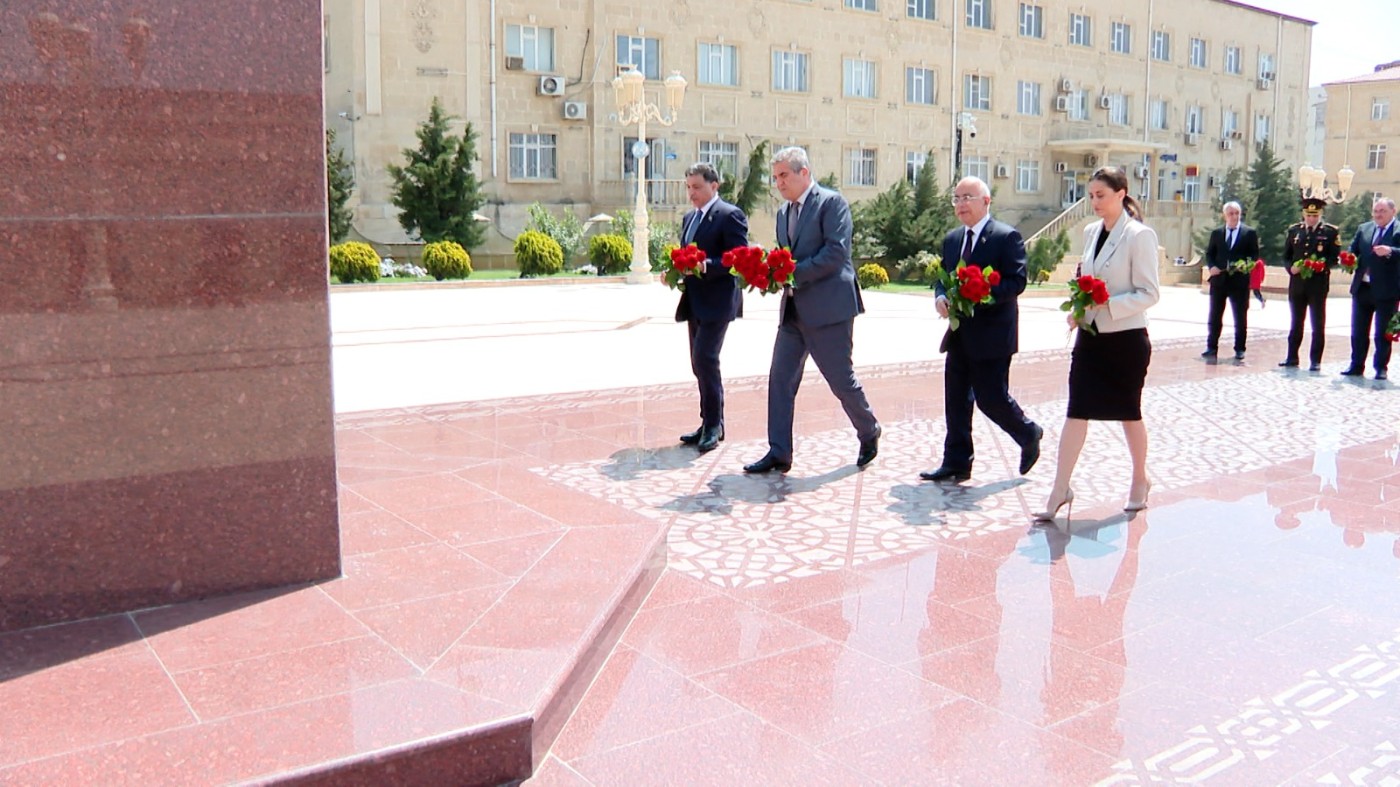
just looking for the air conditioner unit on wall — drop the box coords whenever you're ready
[1055,162,1068,173]
[538,75,565,96]
[1134,165,1150,178]
[1084,153,1098,167]
[1220,138,1233,150]
[504,56,524,71]
[1256,77,1272,90]
[1230,130,1243,139]
[1054,95,1070,112]
[1060,78,1073,92]
[1185,132,1200,146]
[994,163,1010,179]
[562,101,587,120]
[1098,94,1112,109]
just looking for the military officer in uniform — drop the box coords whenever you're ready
[1279,196,1341,371]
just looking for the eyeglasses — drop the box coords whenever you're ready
[950,195,983,205]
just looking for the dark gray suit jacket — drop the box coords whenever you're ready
[775,184,864,327]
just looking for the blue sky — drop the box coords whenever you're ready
[1254,0,1400,84]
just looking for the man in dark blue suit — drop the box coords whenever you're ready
[1342,197,1399,381]
[676,162,749,452]
[922,176,1041,483]
[1201,201,1260,360]
[743,147,881,474]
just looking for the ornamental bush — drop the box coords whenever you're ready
[514,229,564,277]
[589,234,633,275]
[857,262,889,289]
[329,241,381,283]
[422,240,472,280]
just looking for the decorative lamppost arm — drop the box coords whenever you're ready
[612,67,686,284]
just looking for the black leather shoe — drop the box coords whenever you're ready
[679,428,702,445]
[1340,367,1364,377]
[919,467,971,482]
[1201,350,1218,359]
[1378,371,1389,381]
[1234,351,1246,360]
[1020,424,1043,475]
[744,454,791,474]
[1278,360,1299,368]
[856,425,881,468]
[696,425,723,453]
[1308,363,1321,372]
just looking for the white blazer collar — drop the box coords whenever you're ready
[1088,217,1131,272]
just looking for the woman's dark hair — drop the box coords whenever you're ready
[1089,166,1142,220]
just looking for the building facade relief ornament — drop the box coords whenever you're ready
[409,0,436,53]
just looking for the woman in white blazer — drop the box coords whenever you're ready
[1036,167,1161,521]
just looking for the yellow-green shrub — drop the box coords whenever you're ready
[857,262,889,289]
[329,241,381,283]
[588,234,633,275]
[422,240,472,280]
[514,230,564,277]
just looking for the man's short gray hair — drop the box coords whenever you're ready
[771,146,810,174]
[955,176,991,198]
[1223,201,1242,213]
[1375,197,1397,211]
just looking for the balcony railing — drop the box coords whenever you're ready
[1026,197,1091,245]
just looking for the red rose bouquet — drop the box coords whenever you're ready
[1229,257,1263,275]
[723,246,795,295]
[1339,251,1358,274]
[933,262,1001,330]
[664,244,707,290]
[1061,274,1111,335]
[1384,311,1400,343]
[1291,257,1327,280]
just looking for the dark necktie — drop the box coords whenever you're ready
[788,201,801,245]
[684,211,702,244]
[1228,228,1236,249]
[961,229,974,262]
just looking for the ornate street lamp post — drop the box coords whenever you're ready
[1297,162,1356,204]
[612,66,687,284]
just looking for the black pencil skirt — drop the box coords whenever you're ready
[1067,327,1151,421]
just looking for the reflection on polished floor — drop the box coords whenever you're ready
[3,333,1398,784]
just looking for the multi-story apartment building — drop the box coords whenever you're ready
[1323,61,1400,203]
[324,0,1313,259]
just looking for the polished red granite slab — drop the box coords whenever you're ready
[0,1,338,630]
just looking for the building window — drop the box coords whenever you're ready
[846,0,878,9]
[1224,46,1241,75]
[1111,22,1131,54]
[964,155,989,182]
[846,148,877,186]
[1068,89,1089,121]
[1185,105,1204,135]
[906,150,927,183]
[1222,109,1238,138]
[1107,93,1129,126]
[509,132,557,180]
[1189,37,1207,69]
[1150,99,1169,131]
[1069,13,1091,47]
[1258,53,1275,79]
[1016,159,1040,192]
[1019,4,1043,38]
[772,51,810,92]
[1184,174,1202,203]
[1373,98,1391,121]
[323,15,331,73]
[907,0,935,21]
[1016,81,1041,116]
[844,58,878,99]
[966,0,992,30]
[964,74,991,110]
[507,24,555,72]
[1255,114,1271,143]
[698,140,739,177]
[1151,30,1170,62]
[1368,144,1388,170]
[616,35,660,79]
[906,67,936,105]
[696,43,738,87]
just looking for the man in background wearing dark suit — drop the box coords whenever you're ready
[676,162,748,452]
[1202,201,1260,361]
[1342,197,1399,381]
[921,177,1041,483]
[743,147,881,474]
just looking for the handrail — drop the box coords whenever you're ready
[1026,196,1091,246]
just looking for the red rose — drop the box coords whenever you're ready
[1077,275,1097,291]
[1091,284,1110,305]
[987,270,1001,286]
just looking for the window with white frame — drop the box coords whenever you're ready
[616,35,660,79]
[772,51,810,92]
[1150,99,1169,131]
[1189,37,1207,68]
[1069,13,1091,47]
[907,0,935,21]
[1222,109,1238,138]
[508,132,557,180]
[698,140,739,178]
[1224,45,1241,75]
[1016,159,1040,192]
[507,24,555,72]
[1184,174,1202,203]
[1016,80,1041,116]
[1373,98,1391,121]
[697,43,738,86]
[844,58,878,98]
[906,150,928,182]
[964,74,991,110]
[1108,93,1129,126]
[906,67,936,105]
[846,148,877,186]
[1111,22,1131,54]
[1068,89,1089,121]
[1368,144,1387,170]
[1019,4,1043,38]
[1185,105,1205,135]
[966,0,992,29]
[846,0,878,10]
[1255,113,1271,142]
[964,155,989,182]
[1151,30,1170,62]
[1258,53,1275,78]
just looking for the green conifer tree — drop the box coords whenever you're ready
[326,129,355,244]
[1245,141,1295,263]
[386,98,486,249]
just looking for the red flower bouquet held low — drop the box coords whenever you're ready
[664,244,707,290]
[1384,311,1400,343]
[1291,257,1328,280]
[1229,257,1263,276]
[933,262,1000,331]
[723,246,794,295]
[1060,274,1111,335]
[1339,251,1358,274]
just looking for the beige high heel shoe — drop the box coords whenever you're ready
[1124,481,1152,512]
[1033,488,1074,522]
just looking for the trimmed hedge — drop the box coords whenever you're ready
[588,234,633,275]
[422,240,472,280]
[329,241,381,283]
[515,230,564,277]
[857,262,889,289]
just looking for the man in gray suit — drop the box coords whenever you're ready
[744,147,882,473]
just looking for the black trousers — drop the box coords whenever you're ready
[688,319,731,428]
[1285,274,1328,366]
[941,343,1038,470]
[1349,283,1399,373]
[1206,274,1249,353]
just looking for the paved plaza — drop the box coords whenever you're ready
[3,281,1398,785]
